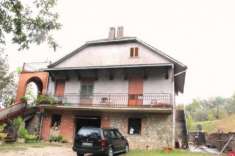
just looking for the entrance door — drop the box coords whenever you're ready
[128,77,143,106]
[80,80,94,105]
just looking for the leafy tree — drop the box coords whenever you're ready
[0,49,15,107]
[0,0,61,50]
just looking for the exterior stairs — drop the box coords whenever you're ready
[0,103,27,123]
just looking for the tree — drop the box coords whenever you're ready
[0,0,60,50]
[0,49,15,107]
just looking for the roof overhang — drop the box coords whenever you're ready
[44,63,173,71]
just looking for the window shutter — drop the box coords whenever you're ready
[135,47,139,57]
[55,80,65,96]
[130,48,134,57]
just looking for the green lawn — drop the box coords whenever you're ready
[126,150,212,156]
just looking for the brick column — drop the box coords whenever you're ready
[101,114,110,128]
[60,112,75,142]
[41,114,51,140]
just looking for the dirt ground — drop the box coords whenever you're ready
[0,145,76,156]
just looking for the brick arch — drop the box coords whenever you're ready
[15,72,49,104]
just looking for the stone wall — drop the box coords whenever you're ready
[109,113,173,149]
[40,110,173,149]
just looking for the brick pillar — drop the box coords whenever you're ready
[101,114,110,128]
[60,112,74,142]
[41,114,51,140]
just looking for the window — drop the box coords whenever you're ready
[128,118,141,135]
[51,114,61,128]
[130,47,139,57]
[80,82,94,97]
[114,130,123,138]
[78,128,101,139]
[104,130,118,139]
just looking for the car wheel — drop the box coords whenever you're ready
[124,144,129,153]
[107,147,114,156]
[77,152,84,156]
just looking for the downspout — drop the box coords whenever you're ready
[172,69,187,148]
[171,64,176,148]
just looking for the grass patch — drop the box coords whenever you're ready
[191,114,235,133]
[126,150,212,156]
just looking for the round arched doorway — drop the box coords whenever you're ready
[24,77,43,106]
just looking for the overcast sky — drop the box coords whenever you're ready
[4,0,235,104]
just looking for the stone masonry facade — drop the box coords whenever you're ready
[109,113,173,149]
[40,110,172,149]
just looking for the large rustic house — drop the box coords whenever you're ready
[12,27,187,149]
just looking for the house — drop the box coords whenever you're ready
[14,27,187,149]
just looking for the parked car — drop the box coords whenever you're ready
[73,127,129,156]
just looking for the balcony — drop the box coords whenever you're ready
[39,93,173,113]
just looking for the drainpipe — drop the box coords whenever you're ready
[172,69,187,148]
[171,64,176,148]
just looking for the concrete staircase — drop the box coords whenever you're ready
[0,103,27,123]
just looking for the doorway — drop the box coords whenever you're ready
[128,77,143,106]
[75,116,101,134]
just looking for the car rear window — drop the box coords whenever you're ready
[78,128,101,139]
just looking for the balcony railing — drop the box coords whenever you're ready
[51,93,172,108]
[22,62,50,72]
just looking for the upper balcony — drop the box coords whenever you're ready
[38,93,173,113]
[22,62,50,72]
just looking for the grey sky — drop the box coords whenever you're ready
[4,0,235,104]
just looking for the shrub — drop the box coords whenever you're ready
[36,95,57,105]
[13,117,38,143]
[20,96,28,103]
[0,124,7,141]
[25,134,38,143]
[18,127,28,138]
[49,135,65,143]
[13,117,24,131]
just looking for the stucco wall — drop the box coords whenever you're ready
[109,113,173,149]
[54,43,170,68]
[47,69,173,105]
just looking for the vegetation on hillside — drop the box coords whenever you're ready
[185,93,235,133]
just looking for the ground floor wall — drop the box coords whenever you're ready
[40,109,173,149]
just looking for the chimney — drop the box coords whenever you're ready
[117,26,124,39]
[108,27,116,40]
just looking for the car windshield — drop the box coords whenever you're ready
[78,128,101,139]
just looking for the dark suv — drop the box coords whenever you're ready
[73,127,129,156]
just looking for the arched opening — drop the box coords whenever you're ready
[24,77,43,106]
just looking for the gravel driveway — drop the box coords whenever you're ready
[0,144,125,156]
[0,145,76,156]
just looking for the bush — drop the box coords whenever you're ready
[49,135,66,143]
[13,117,24,131]
[36,95,57,105]
[25,134,38,143]
[18,127,28,138]
[13,117,38,143]
[20,96,28,103]
[0,124,7,141]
